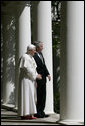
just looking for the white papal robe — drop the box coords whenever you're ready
[18,53,38,116]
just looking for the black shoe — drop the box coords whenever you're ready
[34,114,44,118]
[44,114,49,118]
[34,114,37,117]
[41,112,49,118]
[38,115,44,118]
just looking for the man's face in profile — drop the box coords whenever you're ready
[39,43,43,52]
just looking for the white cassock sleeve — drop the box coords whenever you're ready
[19,55,38,81]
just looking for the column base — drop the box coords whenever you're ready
[1,103,17,112]
[57,119,84,125]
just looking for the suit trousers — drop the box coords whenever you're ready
[36,76,46,115]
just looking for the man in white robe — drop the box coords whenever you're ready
[18,44,42,120]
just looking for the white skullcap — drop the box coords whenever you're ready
[27,44,36,51]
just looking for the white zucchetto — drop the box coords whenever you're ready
[27,44,36,51]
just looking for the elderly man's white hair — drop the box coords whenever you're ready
[27,44,36,51]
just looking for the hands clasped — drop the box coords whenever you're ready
[47,75,51,81]
[36,74,42,80]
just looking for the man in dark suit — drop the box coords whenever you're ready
[33,41,51,118]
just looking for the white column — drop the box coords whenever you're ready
[60,1,84,123]
[15,5,31,108]
[19,5,31,57]
[37,1,54,114]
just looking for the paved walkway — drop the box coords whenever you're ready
[1,108,60,125]
[1,108,84,125]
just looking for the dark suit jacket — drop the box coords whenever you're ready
[33,52,50,77]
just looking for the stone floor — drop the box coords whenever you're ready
[1,108,84,125]
[1,108,61,125]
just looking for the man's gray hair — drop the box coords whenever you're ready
[34,41,43,48]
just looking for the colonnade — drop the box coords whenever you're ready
[1,1,84,123]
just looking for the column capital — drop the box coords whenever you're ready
[1,1,31,16]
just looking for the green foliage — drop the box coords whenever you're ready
[52,1,61,113]
[54,91,60,113]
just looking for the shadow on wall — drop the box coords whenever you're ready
[1,15,16,104]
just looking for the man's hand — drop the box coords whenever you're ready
[47,75,51,81]
[36,74,42,80]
